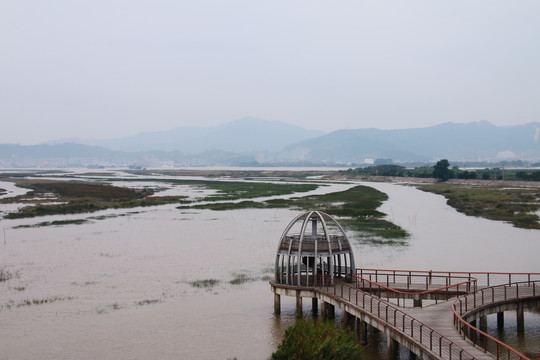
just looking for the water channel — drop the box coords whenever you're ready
[0,172,538,359]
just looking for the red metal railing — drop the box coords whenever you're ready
[318,280,477,359]
[452,280,539,360]
[354,269,540,307]
[356,269,540,288]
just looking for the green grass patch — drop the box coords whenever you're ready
[272,318,363,360]
[418,184,540,229]
[1,178,188,219]
[180,185,409,241]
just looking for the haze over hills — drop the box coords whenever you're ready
[54,117,326,153]
[1,118,539,167]
[281,121,540,163]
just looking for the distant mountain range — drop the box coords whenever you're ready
[54,117,325,153]
[281,120,540,163]
[1,118,539,167]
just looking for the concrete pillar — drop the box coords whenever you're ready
[387,333,399,359]
[517,304,525,333]
[296,290,304,318]
[357,318,368,345]
[413,295,422,308]
[312,297,318,315]
[295,291,303,318]
[341,311,354,329]
[497,312,504,330]
[327,303,335,319]
[321,301,327,319]
[479,316,487,333]
[341,311,350,327]
[274,293,281,315]
[469,319,477,340]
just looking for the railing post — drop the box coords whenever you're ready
[481,289,485,306]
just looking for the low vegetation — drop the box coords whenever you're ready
[417,184,540,229]
[189,279,221,288]
[180,185,409,240]
[0,269,13,282]
[272,319,363,360]
[342,162,540,182]
[3,296,76,310]
[0,179,188,219]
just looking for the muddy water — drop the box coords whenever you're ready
[0,179,539,359]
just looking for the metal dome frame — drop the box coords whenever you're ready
[274,210,355,287]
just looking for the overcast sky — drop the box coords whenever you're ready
[1,1,539,144]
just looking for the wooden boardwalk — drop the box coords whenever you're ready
[272,270,540,360]
[317,283,492,359]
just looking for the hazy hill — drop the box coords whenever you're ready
[281,121,540,163]
[2,120,539,167]
[64,117,326,153]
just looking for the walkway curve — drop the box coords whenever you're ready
[271,270,540,360]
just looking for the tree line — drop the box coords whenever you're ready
[343,160,540,182]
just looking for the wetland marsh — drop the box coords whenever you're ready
[0,169,539,359]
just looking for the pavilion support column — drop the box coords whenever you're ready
[413,295,422,308]
[295,290,303,318]
[497,312,504,330]
[517,304,525,333]
[274,293,281,315]
[312,297,318,316]
[321,301,327,319]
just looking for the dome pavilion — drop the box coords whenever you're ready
[274,210,356,288]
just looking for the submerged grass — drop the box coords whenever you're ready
[189,279,221,288]
[229,273,259,285]
[3,296,76,310]
[418,184,540,229]
[0,269,13,282]
[13,219,88,229]
[135,299,162,306]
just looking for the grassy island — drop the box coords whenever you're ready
[417,183,540,229]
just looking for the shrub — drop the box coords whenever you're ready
[272,319,363,360]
